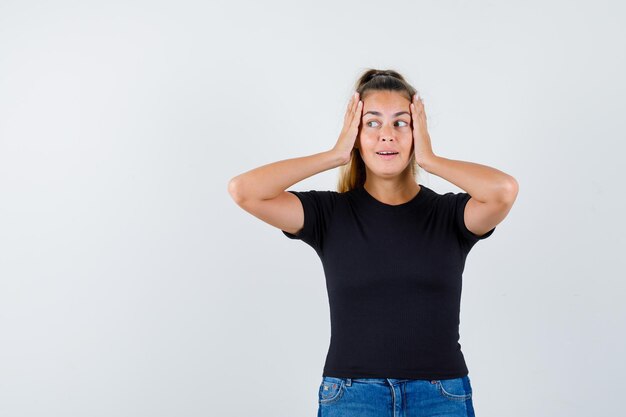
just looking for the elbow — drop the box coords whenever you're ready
[228,177,245,205]
[502,177,519,204]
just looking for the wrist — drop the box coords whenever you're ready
[417,153,438,172]
[328,148,352,167]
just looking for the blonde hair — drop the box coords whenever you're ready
[337,68,421,193]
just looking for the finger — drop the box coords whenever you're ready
[346,93,359,121]
[346,92,357,112]
[413,94,424,112]
[413,99,423,115]
[345,94,355,115]
[351,100,362,128]
[351,92,359,114]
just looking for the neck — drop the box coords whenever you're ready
[363,177,420,205]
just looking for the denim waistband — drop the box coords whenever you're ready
[324,376,430,387]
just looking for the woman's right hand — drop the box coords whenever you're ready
[331,92,363,166]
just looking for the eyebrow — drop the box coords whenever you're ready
[363,111,410,117]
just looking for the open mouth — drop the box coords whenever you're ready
[376,151,398,159]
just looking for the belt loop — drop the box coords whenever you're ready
[345,378,352,387]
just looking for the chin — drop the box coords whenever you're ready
[367,166,406,178]
[368,166,413,179]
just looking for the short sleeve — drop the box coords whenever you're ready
[443,192,496,245]
[281,190,337,254]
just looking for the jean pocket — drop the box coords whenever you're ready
[433,376,472,401]
[318,377,346,404]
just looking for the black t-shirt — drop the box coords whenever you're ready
[281,184,495,380]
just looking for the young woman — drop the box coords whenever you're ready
[228,69,518,417]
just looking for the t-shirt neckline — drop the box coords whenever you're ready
[357,184,428,209]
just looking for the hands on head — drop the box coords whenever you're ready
[409,93,435,167]
[332,92,363,166]
[332,91,435,168]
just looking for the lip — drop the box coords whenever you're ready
[376,152,398,160]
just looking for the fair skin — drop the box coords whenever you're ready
[407,91,519,236]
[228,88,518,237]
[356,90,420,205]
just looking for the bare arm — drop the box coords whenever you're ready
[227,92,363,235]
[227,150,345,204]
[409,94,518,237]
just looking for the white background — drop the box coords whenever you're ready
[1,1,624,416]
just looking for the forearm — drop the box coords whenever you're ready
[420,155,518,203]
[228,149,344,202]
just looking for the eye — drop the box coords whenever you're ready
[365,120,409,127]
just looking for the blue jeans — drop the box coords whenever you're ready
[317,375,475,417]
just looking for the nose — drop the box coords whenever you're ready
[380,125,394,141]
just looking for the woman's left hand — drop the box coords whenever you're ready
[410,93,436,167]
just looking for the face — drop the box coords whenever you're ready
[357,90,414,179]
